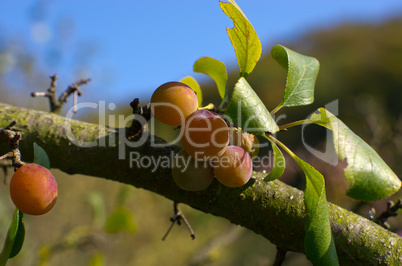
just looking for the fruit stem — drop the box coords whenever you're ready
[199,103,215,111]
[270,103,283,116]
[266,134,297,160]
[278,119,312,131]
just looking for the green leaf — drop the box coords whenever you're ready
[309,108,401,201]
[294,157,339,265]
[179,76,203,107]
[263,139,285,181]
[0,209,25,265]
[270,136,338,265]
[9,217,25,259]
[271,45,319,107]
[225,77,279,135]
[33,142,50,169]
[193,57,227,102]
[220,0,262,77]
[104,206,137,234]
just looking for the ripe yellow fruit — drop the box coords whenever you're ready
[151,82,199,126]
[10,163,58,215]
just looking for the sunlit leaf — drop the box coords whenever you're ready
[0,209,25,265]
[294,157,339,265]
[220,0,262,77]
[225,77,279,135]
[33,142,50,169]
[180,76,203,107]
[264,139,285,181]
[104,206,137,234]
[309,108,401,201]
[272,45,319,107]
[193,57,227,102]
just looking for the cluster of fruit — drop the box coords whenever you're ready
[10,163,58,215]
[151,82,256,191]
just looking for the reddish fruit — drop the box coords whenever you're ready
[10,163,58,215]
[180,109,229,161]
[214,146,253,188]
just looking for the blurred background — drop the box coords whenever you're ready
[1,1,402,265]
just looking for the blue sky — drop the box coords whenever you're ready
[1,0,402,104]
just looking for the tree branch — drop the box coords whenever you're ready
[31,75,90,114]
[0,103,401,265]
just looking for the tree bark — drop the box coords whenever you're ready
[0,103,401,265]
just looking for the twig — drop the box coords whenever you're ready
[58,78,88,103]
[31,75,90,114]
[0,152,13,161]
[31,74,59,112]
[127,98,151,139]
[369,199,402,229]
[130,98,151,120]
[0,121,25,170]
[4,121,16,130]
[162,202,195,241]
[161,219,176,241]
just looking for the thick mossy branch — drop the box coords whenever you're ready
[0,103,401,265]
